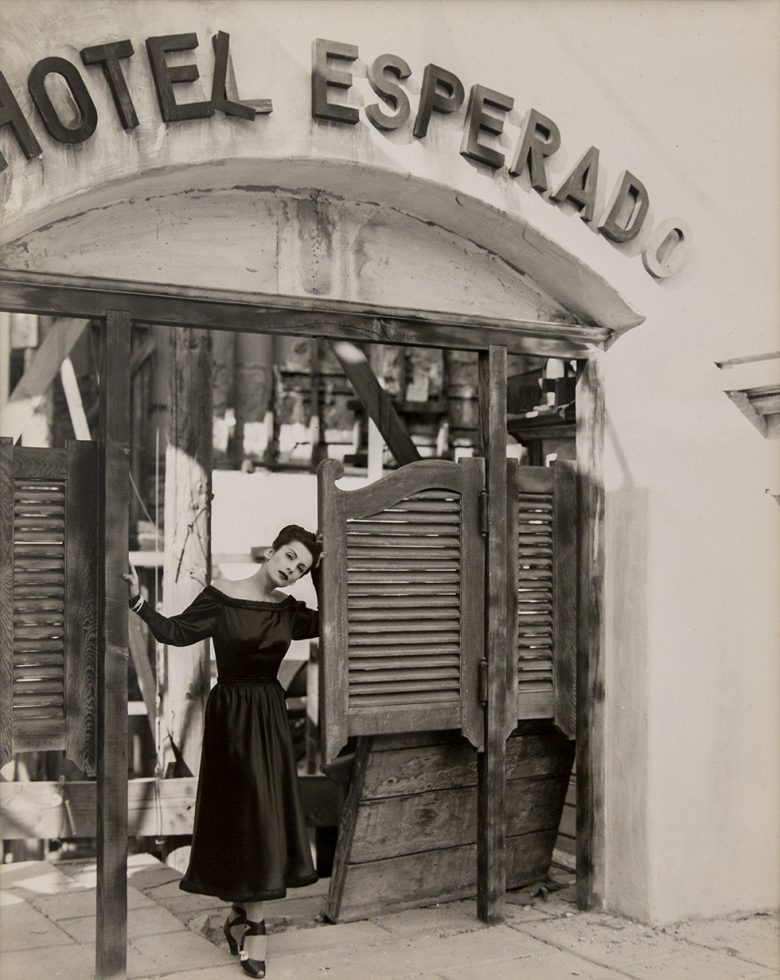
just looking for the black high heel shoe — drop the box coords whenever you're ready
[223,904,247,956]
[239,918,266,978]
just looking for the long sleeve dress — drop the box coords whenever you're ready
[134,584,319,902]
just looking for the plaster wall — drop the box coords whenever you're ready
[1,0,778,924]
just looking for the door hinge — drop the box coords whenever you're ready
[478,490,488,536]
[478,659,488,704]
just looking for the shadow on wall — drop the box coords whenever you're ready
[604,417,653,919]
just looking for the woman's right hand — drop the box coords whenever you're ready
[122,564,140,598]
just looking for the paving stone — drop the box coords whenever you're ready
[513,911,693,969]
[127,864,183,892]
[24,883,155,921]
[439,948,630,979]
[0,940,95,979]
[131,927,234,973]
[131,965,240,980]
[372,900,486,938]
[671,913,780,970]
[271,923,552,979]
[270,917,391,955]
[0,900,75,951]
[622,947,774,979]
[0,861,84,897]
[264,892,326,922]
[502,901,558,925]
[57,903,189,943]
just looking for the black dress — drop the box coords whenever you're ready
[135,584,319,902]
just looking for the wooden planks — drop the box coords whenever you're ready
[476,344,509,923]
[96,310,131,980]
[0,269,608,359]
[326,727,574,922]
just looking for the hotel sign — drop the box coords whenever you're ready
[0,32,688,278]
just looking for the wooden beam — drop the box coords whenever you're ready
[128,615,157,739]
[59,357,92,439]
[575,356,606,910]
[0,268,608,357]
[0,317,87,440]
[0,775,337,840]
[160,326,212,778]
[96,310,130,980]
[1,777,197,839]
[476,345,509,924]
[330,340,420,467]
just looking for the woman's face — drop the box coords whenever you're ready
[265,539,314,587]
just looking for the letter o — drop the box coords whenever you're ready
[28,57,98,144]
[642,218,691,279]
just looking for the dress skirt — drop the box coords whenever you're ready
[179,678,318,902]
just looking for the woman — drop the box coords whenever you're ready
[124,525,323,979]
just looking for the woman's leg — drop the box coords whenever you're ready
[241,900,266,976]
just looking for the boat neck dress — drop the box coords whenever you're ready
[132,582,319,902]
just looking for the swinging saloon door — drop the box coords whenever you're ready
[318,457,486,763]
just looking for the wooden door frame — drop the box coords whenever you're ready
[0,267,607,966]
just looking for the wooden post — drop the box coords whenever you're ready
[575,355,606,909]
[160,327,212,777]
[96,310,130,979]
[476,344,508,923]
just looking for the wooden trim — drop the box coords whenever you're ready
[575,356,606,910]
[96,310,131,980]
[476,344,508,924]
[64,440,98,773]
[553,461,577,740]
[325,738,371,922]
[348,704,460,735]
[330,340,420,466]
[318,459,349,765]
[13,446,67,479]
[459,457,486,752]
[0,439,13,767]
[0,268,608,357]
[506,459,520,724]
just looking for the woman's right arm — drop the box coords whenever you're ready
[124,566,218,646]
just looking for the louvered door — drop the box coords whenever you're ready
[0,439,98,770]
[507,459,577,739]
[318,457,485,763]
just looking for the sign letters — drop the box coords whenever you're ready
[0,31,688,278]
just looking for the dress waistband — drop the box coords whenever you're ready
[216,677,280,686]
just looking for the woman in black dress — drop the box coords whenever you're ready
[124,525,323,979]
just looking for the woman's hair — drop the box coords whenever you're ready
[272,525,322,574]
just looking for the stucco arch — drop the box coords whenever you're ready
[0,158,642,337]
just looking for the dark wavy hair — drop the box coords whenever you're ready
[272,525,322,574]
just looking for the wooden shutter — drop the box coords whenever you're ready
[507,459,577,739]
[0,439,98,770]
[318,457,485,763]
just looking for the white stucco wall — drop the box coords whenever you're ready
[1,0,778,924]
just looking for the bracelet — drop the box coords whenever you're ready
[129,594,144,613]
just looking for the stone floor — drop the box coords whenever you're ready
[1,855,777,979]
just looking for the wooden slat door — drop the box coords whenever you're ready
[0,439,98,770]
[318,457,485,763]
[507,459,577,739]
